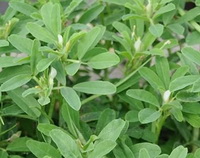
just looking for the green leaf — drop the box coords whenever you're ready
[182,103,200,115]
[53,61,66,85]
[186,31,200,45]
[154,3,176,18]
[7,137,31,152]
[65,31,86,53]
[31,40,41,75]
[167,24,185,35]
[155,56,170,89]
[138,108,161,124]
[182,47,200,66]
[77,26,105,59]
[9,1,37,16]
[88,140,116,158]
[73,81,116,95]
[36,57,56,72]
[98,119,126,141]
[0,65,31,84]
[61,87,81,111]
[190,79,200,91]
[7,88,41,118]
[117,73,140,93]
[87,52,120,69]
[26,23,56,44]
[50,129,82,158]
[171,66,189,81]
[179,53,199,75]
[169,75,199,92]
[177,7,200,24]
[196,0,200,6]
[0,56,24,68]
[170,108,184,122]
[139,148,150,158]
[0,149,8,158]
[65,63,80,76]
[1,74,31,92]
[185,114,200,128]
[149,24,164,37]
[78,4,105,24]
[38,96,50,106]
[8,35,33,55]
[176,91,200,102]
[112,21,131,36]
[41,2,61,35]
[125,110,139,122]
[22,87,41,98]
[102,0,131,6]
[37,123,63,136]
[131,143,161,158]
[96,108,116,134]
[26,140,62,158]
[49,3,61,35]
[169,146,188,158]
[195,148,200,158]
[0,40,9,47]
[126,89,160,107]
[157,155,169,158]
[139,67,165,91]
[64,0,83,17]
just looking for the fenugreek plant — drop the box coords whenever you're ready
[1,0,200,158]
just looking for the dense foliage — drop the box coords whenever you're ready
[1,0,200,157]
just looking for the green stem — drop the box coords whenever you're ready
[81,94,100,105]
[192,128,199,152]
[48,95,56,118]
[116,57,151,87]
[32,76,42,87]
[52,86,65,90]
[154,112,169,143]
[66,59,81,64]
[81,57,152,105]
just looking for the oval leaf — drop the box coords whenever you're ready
[73,81,116,95]
[138,108,161,124]
[61,87,81,111]
[169,75,199,92]
[50,129,82,158]
[87,52,120,69]
[127,89,160,107]
[26,140,62,158]
[169,146,187,158]
[1,74,31,92]
[36,57,56,72]
[182,47,200,66]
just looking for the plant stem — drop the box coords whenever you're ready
[153,111,169,143]
[116,57,151,87]
[81,94,100,105]
[81,57,152,105]
[192,128,199,152]
[48,95,56,118]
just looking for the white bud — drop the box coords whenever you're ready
[131,25,136,38]
[163,90,171,103]
[49,67,57,79]
[49,67,57,86]
[58,34,63,46]
[134,37,141,52]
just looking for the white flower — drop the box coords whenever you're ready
[49,67,57,86]
[163,90,171,103]
[58,34,63,46]
[134,37,141,52]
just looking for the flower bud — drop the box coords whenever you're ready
[58,34,63,46]
[163,90,171,103]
